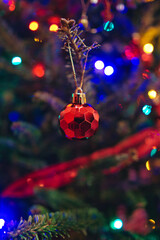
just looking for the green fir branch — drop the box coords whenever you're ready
[2,208,105,240]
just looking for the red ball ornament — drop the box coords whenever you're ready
[59,90,99,140]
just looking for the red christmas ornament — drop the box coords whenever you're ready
[59,89,99,140]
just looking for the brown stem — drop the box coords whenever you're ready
[67,30,83,84]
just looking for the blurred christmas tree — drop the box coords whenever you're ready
[0,0,160,239]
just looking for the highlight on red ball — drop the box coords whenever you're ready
[32,63,45,78]
[29,21,39,31]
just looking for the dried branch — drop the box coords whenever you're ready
[58,18,99,89]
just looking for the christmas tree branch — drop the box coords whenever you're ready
[2,208,105,240]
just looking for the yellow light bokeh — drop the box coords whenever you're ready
[34,38,39,42]
[49,24,58,32]
[143,43,154,54]
[148,89,157,99]
[146,160,151,171]
[149,219,155,225]
[34,38,42,43]
[149,219,156,229]
[29,21,39,31]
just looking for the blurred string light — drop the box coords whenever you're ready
[104,21,114,31]
[90,0,98,3]
[148,89,157,99]
[29,21,39,31]
[95,60,104,70]
[104,66,114,76]
[110,219,123,230]
[3,0,9,3]
[32,63,45,78]
[146,160,151,171]
[116,3,125,11]
[149,219,156,229]
[8,111,20,122]
[142,105,152,115]
[11,56,22,65]
[143,43,154,54]
[49,24,58,32]
[131,57,140,66]
[48,16,60,25]
[8,0,15,11]
[9,4,15,11]
[150,146,157,157]
[124,45,139,60]
[34,38,42,43]
[141,53,153,63]
[0,219,5,229]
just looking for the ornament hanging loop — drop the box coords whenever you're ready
[72,87,86,104]
[75,87,83,94]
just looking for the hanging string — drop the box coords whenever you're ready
[80,50,89,89]
[80,0,90,14]
[68,42,78,89]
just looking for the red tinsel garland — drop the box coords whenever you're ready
[2,127,159,198]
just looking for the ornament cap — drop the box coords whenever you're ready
[72,88,86,104]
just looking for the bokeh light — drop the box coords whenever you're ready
[34,38,42,43]
[110,219,123,230]
[146,160,151,171]
[48,16,60,25]
[142,105,152,115]
[95,60,104,70]
[148,89,157,99]
[131,57,140,66]
[11,56,22,65]
[143,43,154,54]
[0,219,5,229]
[32,64,45,78]
[148,219,156,229]
[90,0,98,3]
[104,21,114,31]
[116,3,125,11]
[3,0,9,3]
[49,24,58,32]
[150,147,157,157]
[8,111,20,122]
[29,21,39,31]
[104,66,114,76]
[9,3,15,11]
